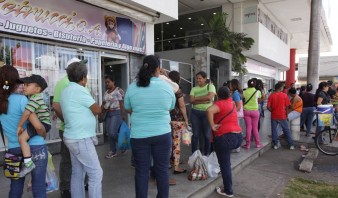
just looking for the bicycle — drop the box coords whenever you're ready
[314,112,338,156]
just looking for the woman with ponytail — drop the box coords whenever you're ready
[0,65,47,197]
[124,55,176,198]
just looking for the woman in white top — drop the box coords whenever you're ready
[101,75,126,158]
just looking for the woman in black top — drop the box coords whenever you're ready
[315,82,330,105]
[300,84,315,136]
[314,81,331,140]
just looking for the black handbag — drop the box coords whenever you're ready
[0,121,23,179]
[98,110,108,123]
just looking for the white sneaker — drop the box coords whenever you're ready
[232,147,241,153]
[19,162,36,177]
[290,146,295,150]
[216,187,234,197]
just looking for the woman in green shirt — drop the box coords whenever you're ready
[189,71,216,155]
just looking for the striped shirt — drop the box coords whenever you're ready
[26,94,51,125]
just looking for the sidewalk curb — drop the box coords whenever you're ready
[187,142,272,198]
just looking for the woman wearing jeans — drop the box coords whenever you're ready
[101,75,126,158]
[124,55,175,198]
[0,65,48,197]
[207,86,242,197]
[300,84,315,136]
[189,71,216,156]
[60,62,103,198]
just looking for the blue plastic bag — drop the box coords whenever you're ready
[117,121,131,150]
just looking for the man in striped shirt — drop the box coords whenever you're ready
[16,74,51,176]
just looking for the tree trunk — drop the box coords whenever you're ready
[307,0,321,93]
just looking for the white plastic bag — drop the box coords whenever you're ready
[46,152,59,193]
[182,127,192,145]
[206,151,220,177]
[188,150,203,169]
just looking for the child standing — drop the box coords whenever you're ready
[16,74,51,177]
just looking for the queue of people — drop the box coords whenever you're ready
[2,55,338,198]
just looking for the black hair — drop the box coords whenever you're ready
[217,86,230,100]
[306,83,313,92]
[105,75,115,83]
[288,88,297,94]
[247,79,256,88]
[255,79,264,91]
[315,81,328,96]
[230,79,242,93]
[274,83,283,91]
[0,65,20,114]
[327,80,333,86]
[137,55,160,87]
[196,71,207,79]
[168,71,180,84]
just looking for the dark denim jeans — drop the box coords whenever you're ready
[190,109,211,155]
[105,110,122,154]
[300,107,316,135]
[271,119,294,146]
[59,130,72,191]
[214,133,243,195]
[131,132,171,198]
[9,144,48,198]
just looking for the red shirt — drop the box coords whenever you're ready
[268,91,291,120]
[213,98,242,137]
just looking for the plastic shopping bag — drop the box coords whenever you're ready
[182,127,192,146]
[117,121,131,150]
[206,151,220,178]
[27,151,59,193]
[188,156,208,181]
[46,152,59,192]
[188,150,203,169]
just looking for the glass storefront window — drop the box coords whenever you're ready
[0,37,100,144]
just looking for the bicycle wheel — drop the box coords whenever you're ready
[315,129,338,156]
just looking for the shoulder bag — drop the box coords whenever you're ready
[0,121,23,179]
[244,90,258,105]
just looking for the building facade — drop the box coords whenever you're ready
[0,0,178,149]
[155,0,332,90]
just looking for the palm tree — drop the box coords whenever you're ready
[193,12,254,74]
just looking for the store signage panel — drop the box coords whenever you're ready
[0,0,146,54]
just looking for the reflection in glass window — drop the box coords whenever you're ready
[0,37,100,142]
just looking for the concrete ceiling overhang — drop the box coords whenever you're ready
[178,0,332,54]
[260,0,332,54]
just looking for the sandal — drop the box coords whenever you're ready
[173,169,187,174]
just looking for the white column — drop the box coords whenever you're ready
[145,23,154,55]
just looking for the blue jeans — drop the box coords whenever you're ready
[190,109,211,155]
[9,145,48,198]
[214,133,243,195]
[64,137,103,198]
[105,110,122,154]
[271,119,294,146]
[300,107,315,135]
[131,132,171,198]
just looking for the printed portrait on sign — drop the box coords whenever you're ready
[104,16,121,43]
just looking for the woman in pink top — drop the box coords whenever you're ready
[207,86,242,197]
